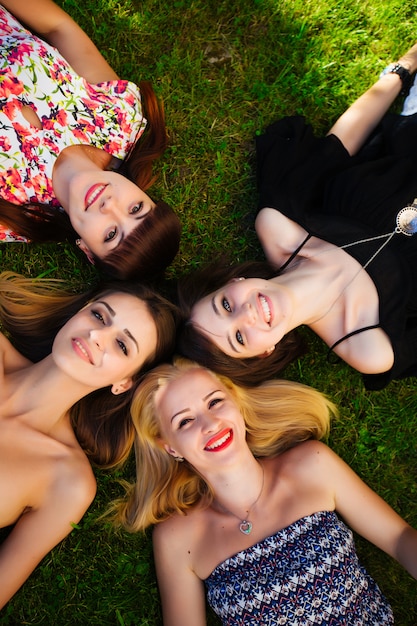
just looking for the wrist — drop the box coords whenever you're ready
[379,62,414,96]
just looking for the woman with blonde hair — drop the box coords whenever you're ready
[116,358,417,624]
[0,0,181,280]
[0,271,178,608]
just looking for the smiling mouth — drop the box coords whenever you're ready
[259,294,272,324]
[205,429,233,451]
[85,184,108,210]
[72,338,94,364]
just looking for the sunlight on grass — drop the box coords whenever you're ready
[1,0,416,623]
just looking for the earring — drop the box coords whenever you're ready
[237,277,245,281]
[174,455,184,462]
[75,238,81,246]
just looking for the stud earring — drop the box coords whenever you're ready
[75,238,81,246]
[174,455,184,462]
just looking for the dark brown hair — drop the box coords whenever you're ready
[176,259,306,386]
[93,201,181,281]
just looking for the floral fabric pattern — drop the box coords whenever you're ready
[205,511,394,625]
[0,5,146,241]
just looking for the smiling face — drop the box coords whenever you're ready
[190,278,291,359]
[155,368,247,471]
[52,292,157,393]
[66,170,156,260]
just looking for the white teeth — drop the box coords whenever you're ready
[260,295,271,324]
[87,185,105,208]
[75,339,89,360]
[206,431,231,450]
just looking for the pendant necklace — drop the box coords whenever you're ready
[280,199,417,326]
[217,463,265,535]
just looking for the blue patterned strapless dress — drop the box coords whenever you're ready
[205,511,393,625]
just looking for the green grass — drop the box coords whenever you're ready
[1,0,417,623]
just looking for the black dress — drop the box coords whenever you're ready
[256,114,417,390]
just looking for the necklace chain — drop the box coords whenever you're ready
[217,463,265,535]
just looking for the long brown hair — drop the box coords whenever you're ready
[176,259,306,386]
[0,272,180,468]
[0,82,180,280]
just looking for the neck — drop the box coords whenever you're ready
[4,355,99,433]
[270,260,347,329]
[207,453,265,525]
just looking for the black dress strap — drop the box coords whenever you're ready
[327,324,380,364]
[278,233,312,272]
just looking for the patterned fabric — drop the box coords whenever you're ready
[0,5,146,241]
[205,511,393,625]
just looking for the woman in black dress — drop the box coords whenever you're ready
[176,41,417,390]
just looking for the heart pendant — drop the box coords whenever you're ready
[239,520,252,535]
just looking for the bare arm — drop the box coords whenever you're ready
[316,443,417,578]
[2,0,119,83]
[0,461,96,608]
[328,42,417,155]
[153,521,207,626]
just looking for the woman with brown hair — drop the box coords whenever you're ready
[176,41,417,390]
[0,0,181,280]
[0,272,178,607]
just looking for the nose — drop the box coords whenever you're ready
[90,327,112,351]
[99,191,117,215]
[200,411,221,433]
[238,302,257,326]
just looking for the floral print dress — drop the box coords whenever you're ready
[0,5,147,241]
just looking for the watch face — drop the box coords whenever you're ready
[380,63,398,77]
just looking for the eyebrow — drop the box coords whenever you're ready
[96,300,139,352]
[170,390,221,423]
[210,296,239,354]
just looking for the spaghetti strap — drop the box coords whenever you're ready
[327,324,381,363]
[278,233,312,272]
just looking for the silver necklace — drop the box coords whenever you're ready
[284,200,417,326]
[216,463,265,535]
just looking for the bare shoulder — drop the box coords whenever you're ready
[153,506,205,553]
[276,440,335,477]
[49,446,97,516]
[255,207,309,266]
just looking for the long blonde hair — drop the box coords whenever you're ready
[113,357,337,532]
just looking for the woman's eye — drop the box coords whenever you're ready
[105,228,117,242]
[236,330,244,346]
[222,297,231,313]
[117,339,128,356]
[92,310,105,323]
[178,417,193,429]
[208,397,223,409]
[129,202,143,215]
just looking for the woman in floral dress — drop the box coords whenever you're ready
[0,0,181,280]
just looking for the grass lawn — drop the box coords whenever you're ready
[1,0,416,623]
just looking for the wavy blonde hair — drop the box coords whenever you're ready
[112,357,337,532]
